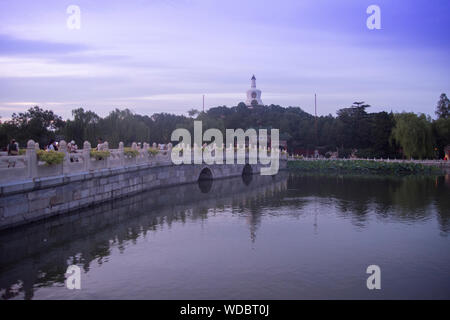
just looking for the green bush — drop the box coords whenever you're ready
[36,150,65,165]
[148,147,159,156]
[18,149,26,155]
[336,148,353,158]
[90,149,111,160]
[355,148,375,159]
[171,147,183,156]
[124,147,139,158]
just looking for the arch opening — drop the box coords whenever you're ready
[198,167,213,181]
[242,164,253,186]
[242,164,253,176]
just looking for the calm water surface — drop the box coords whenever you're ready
[0,173,449,299]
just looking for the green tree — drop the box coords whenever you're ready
[390,113,434,159]
[62,108,101,146]
[368,111,397,158]
[187,108,200,118]
[4,106,64,148]
[433,117,450,158]
[435,93,449,119]
[0,101,442,159]
[336,102,371,149]
[98,109,150,147]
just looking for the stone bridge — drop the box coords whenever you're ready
[0,140,287,230]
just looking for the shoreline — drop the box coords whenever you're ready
[287,159,445,175]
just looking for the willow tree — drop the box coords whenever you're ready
[390,113,434,159]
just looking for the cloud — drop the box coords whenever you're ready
[0,33,88,55]
[0,0,448,120]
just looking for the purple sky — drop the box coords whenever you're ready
[0,0,449,120]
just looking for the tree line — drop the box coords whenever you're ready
[0,93,449,159]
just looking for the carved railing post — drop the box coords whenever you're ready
[103,141,110,168]
[143,143,149,163]
[102,141,111,168]
[152,143,158,164]
[59,140,70,174]
[26,140,38,179]
[131,142,138,164]
[119,142,124,166]
[83,141,91,171]
[167,143,173,163]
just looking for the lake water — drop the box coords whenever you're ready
[0,172,449,299]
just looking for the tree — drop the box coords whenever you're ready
[435,93,449,119]
[433,117,450,158]
[336,102,371,149]
[0,101,442,158]
[5,106,64,148]
[98,109,151,147]
[62,108,100,146]
[368,111,397,158]
[390,113,434,159]
[187,108,200,118]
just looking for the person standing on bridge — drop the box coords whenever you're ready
[96,138,104,151]
[48,139,58,151]
[7,139,19,156]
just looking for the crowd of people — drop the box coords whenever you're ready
[3,138,167,155]
[4,138,80,155]
[4,138,449,160]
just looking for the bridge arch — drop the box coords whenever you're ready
[198,167,213,181]
[242,164,253,176]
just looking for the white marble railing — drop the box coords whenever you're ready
[287,156,449,165]
[0,140,173,183]
[0,141,288,184]
[286,156,450,173]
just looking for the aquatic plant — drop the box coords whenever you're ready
[287,159,443,175]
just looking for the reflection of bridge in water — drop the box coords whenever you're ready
[0,172,448,300]
[0,173,288,300]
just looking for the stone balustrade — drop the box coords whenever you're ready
[0,141,287,184]
[0,140,174,183]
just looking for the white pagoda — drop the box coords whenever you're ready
[245,75,263,107]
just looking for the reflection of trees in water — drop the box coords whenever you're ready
[435,176,450,234]
[389,176,437,220]
[287,173,449,230]
[1,172,448,299]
